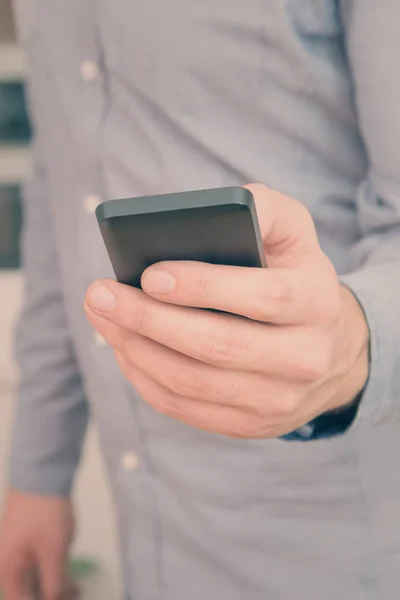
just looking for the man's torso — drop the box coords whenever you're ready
[13,0,400,597]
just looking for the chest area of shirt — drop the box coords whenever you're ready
[15,0,343,112]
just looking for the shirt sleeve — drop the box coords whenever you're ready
[338,0,400,427]
[283,0,400,441]
[8,134,89,496]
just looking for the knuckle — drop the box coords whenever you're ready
[167,372,198,398]
[295,350,331,382]
[167,371,209,399]
[195,277,213,297]
[260,276,295,318]
[150,390,198,423]
[200,330,244,365]
[270,277,295,306]
[245,275,296,323]
[133,300,148,333]
[170,371,234,402]
[277,392,302,417]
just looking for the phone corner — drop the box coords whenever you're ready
[232,186,255,210]
[95,201,107,224]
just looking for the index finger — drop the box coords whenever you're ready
[141,262,339,325]
[85,279,329,377]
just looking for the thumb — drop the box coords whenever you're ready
[245,184,322,268]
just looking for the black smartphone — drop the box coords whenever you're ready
[96,186,266,288]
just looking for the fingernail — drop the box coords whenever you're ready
[88,284,116,312]
[142,270,176,294]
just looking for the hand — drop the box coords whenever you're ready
[0,491,75,600]
[85,184,369,438]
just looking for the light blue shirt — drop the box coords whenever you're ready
[9,1,400,598]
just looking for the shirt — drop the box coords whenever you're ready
[9,1,400,598]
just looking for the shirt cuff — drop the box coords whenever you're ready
[280,394,362,441]
[340,262,399,426]
[281,260,399,441]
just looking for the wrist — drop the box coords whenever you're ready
[331,285,370,411]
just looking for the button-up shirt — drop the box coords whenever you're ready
[9,1,400,598]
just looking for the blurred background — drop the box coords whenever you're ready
[0,1,121,596]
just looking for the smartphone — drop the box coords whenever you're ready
[96,186,266,288]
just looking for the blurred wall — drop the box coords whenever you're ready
[0,0,15,42]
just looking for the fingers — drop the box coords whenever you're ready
[140,262,340,324]
[111,330,267,406]
[121,364,265,438]
[116,362,317,439]
[0,555,31,600]
[86,288,333,382]
[0,553,66,600]
[85,315,327,426]
[37,546,66,600]
[89,313,261,406]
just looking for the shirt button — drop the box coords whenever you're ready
[93,331,107,347]
[84,194,101,215]
[297,423,314,439]
[80,60,99,82]
[121,452,140,472]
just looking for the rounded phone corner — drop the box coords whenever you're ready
[231,186,256,210]
[95,200,109,224]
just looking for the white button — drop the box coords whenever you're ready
[297,423,314,439]
[93,331,107,347]
[80,60,99,82]
[84,194,101,215]
[121,452,140,472]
